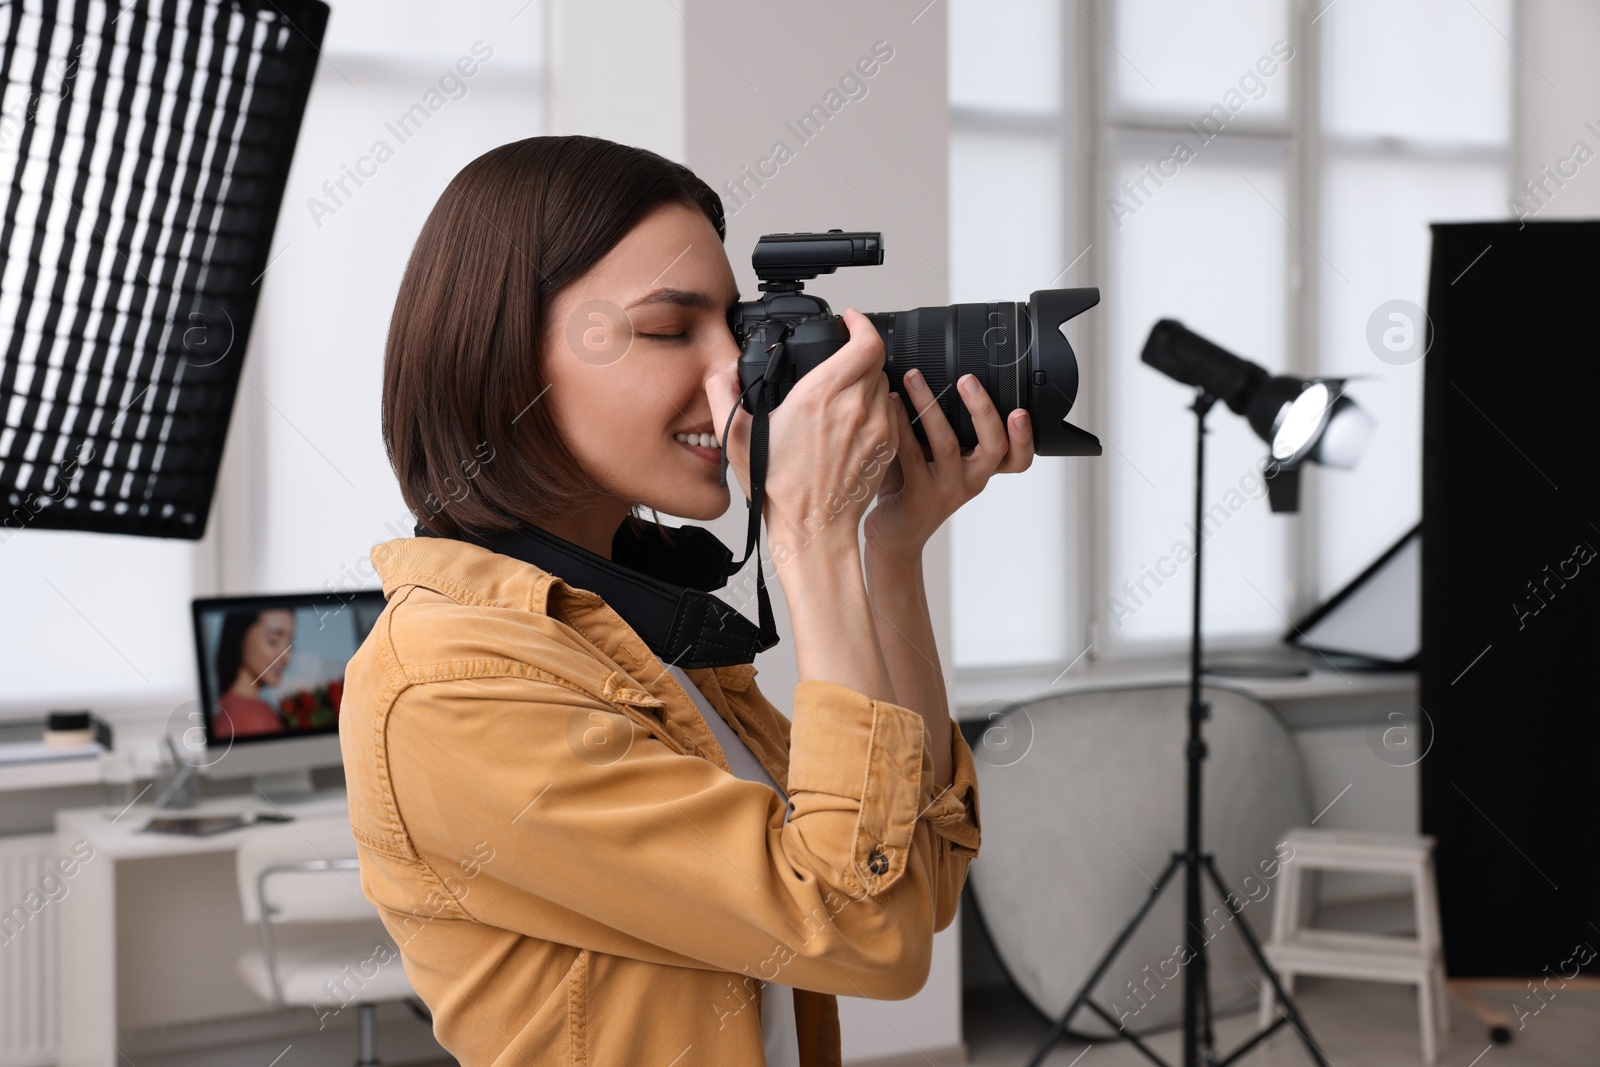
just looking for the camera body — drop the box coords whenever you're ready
[728,230,1101,457]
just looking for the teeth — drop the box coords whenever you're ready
[674,432,716,448]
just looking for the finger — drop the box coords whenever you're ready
[863,377,896,486]
[900,366,960,463]
[861,343,893,445]
[995,408,1035,474]
[705,362,743,438]
[704,361,751,464]
[802,307,886,392]
[889,390,934,492]
[877,454,904,497]
[957,374,1009,473]
[842,308,888,384]
[877,394,907,496]
[883,387,901,455]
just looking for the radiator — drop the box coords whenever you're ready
[0,834,57,1067]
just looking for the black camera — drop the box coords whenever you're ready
[728,230,1102,457]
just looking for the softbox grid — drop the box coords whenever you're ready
[0,0,326,539]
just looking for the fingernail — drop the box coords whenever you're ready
[959,375,978,396]
[1013,409,1029,427]
[907,368,923,386]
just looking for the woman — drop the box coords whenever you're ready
[213,609,292,739]
[342,135,1034,1066]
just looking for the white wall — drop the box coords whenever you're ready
[546,0,684,159]
[1515,0,1600,218]
[217,2,546,596]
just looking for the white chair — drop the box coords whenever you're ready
[235,816,419,1066]
[1257,827,1449,1063]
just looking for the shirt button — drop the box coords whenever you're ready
[868,850,889,875]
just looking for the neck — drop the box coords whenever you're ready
[530,506,630,560]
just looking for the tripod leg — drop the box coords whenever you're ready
[1184,857,1208,1067]
[1181,853,1221,1067]
[1024,853,1186,1067]
[1196,943,1217,1066]
[1201,856,1331,1067]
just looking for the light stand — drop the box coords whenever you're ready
[1024,392,1329,1067]
[1025,320,1374,1067]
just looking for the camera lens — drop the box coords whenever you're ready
[867,289,1101,457]
[731,280,1101,458]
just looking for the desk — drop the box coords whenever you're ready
[54,792,351,1067]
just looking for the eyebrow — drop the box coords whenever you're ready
[625,286,742,311]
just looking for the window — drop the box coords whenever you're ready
[949,0,1084,670]
[1313,0,1511,595]
[949,0,1512,673]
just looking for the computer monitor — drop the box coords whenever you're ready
[191,589,384,798]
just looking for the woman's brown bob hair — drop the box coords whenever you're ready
[383,135,726,537]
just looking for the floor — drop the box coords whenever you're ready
[962,977,1600,1067]
[401,977,1598,1067]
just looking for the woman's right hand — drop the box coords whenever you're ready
[706,307,898,560]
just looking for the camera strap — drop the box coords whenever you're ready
[414,518,779,669]
[717,320,793,658]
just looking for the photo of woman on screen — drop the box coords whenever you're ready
[211,609,294,739]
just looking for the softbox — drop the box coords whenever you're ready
[0,0,327,539]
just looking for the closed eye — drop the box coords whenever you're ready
[641,332,688,341]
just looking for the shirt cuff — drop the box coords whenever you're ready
[787,680,977,897]
[924,724,981,857]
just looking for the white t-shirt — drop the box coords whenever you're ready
[662,664,800,1067]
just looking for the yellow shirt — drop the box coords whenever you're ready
[339,533,982,1066]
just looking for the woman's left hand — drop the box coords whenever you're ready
[863,368,1035,561]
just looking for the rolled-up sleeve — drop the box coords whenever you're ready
[786,680,979,925]
[924,719,981,931]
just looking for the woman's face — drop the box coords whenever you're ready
[540,201,742,534]
[240,610,294,687]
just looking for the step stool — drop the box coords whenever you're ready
[1257,828,1449,1064]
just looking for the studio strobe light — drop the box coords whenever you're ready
[1026,320,1374,1067]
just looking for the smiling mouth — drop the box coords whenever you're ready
[672,432,722,465]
